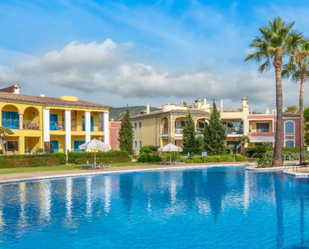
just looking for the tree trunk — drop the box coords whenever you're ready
[299,68,307,163]
[273,55,283,167]
[0,138,6,155]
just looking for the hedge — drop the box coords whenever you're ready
[183,155,248,164]
[137,154,162,163]
[0,153,66,165]
[0,157,61,168]
[68,150,132,164]
[245,147,303,158]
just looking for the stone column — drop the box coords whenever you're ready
[19,113,23,130]
[44,109,50,142]
[85,111,91,143]
[103,112,109,144]
[65,110,71,154]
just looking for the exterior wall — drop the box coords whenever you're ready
[132,118,158,155]
[109,121,121,150]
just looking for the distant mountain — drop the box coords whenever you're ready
[110,106,161,121]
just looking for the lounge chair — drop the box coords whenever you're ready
[160,159,167,165]
[100,162,111,169]
[80,161,94,170]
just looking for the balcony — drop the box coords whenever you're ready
[250,128,270,133]
[226,128,243,135]
[23,120,40,130]
[162,128,168,134]
[175,128,183,134]
[2,118,19,129]
[71,122,104,132]
[50,122,65,131]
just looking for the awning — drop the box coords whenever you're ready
[249,136,275,143]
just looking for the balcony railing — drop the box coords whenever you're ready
[50,122,65,131]
[71,122,83,132]
[175,128,183,134]
[71,122,104,132]
[226,128,243,134]
[23,120,40,130]
[249,128,270,133]
[162,128,168,134]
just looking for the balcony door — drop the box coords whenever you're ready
[2,111,19,129]
[82,116,94,131]
[50,114,58,130]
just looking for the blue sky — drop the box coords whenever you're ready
[0,0,309,110]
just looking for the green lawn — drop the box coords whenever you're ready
[0,162,154,175]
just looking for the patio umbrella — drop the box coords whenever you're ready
[78,139,111,165]
[158,143,183,164]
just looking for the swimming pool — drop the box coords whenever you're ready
[0,166,308,248]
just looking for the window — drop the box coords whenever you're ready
[2,111,19,129]
[50,114,59,130]
[256,123,269,132]
[51,140,59,152]
[74,140,85,152]
[82,116,94,131]
[139,122,142,129]
[139,141,142,147]
[285,140,294,147]
[134,123,137,129]
[285,121,294,134]
[134,141,137,148]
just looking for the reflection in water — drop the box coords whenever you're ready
[19,183,26,227]
[0,167,309,248]
[104,177,112,213]
[66,178,72,220]
[86,177,92,217]
[274,173,284,249]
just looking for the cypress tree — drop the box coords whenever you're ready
[182,112,196,149]
[203,100,227,155]
[118,106,134,155]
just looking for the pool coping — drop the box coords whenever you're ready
[0,163,255,185]
[246,165,285,172]
[283,169,309,178]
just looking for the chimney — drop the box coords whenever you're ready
[14,84,20,94]
[265,108,270,114]
[146,103,150,114]
[203,99,206,106]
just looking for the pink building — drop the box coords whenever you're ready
[247,109,300,147]
[109,121,121,150]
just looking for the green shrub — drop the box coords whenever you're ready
[258,151,274,168]
[140,146,153,154]
[137,154,162,163]
[0,157,61,168]
[160,152,181,161]
[51,153,66,165]
[183,155,247,164]
[68,150,131,164]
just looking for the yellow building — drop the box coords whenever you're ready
[131,97,265,155]
[0,85,110,154]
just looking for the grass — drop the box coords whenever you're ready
[0,162,154,175]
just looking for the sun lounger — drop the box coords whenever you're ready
[100,162,111,169]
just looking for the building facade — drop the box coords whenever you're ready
[131,98,300,155]
[0,85,110,154]
[109,120,121,150]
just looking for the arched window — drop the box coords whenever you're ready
[285,140,294,147]
[285,121,295,134]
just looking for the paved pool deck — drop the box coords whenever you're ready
[284,167,309,178]
[0,162,253,184]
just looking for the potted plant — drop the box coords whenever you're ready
[35,146,44,154]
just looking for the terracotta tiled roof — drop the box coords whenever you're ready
[0,92,111,109]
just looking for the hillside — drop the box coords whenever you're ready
[110,106,161,121]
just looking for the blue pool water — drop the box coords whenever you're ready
[1,166,309,248]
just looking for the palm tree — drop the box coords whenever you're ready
[282,41,309,164]
[245,16,304,166]
[0,126,14,155]
[238,135,250,156]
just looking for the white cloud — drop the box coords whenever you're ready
[3,39,308,111]
[0,66,21,86]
